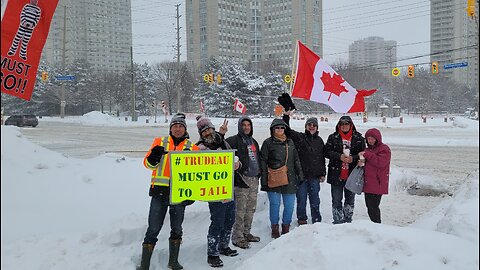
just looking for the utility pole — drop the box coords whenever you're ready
[175,3,182,113]
[60,5,67,118]
[386,45,395,118]
[131,46,136,121]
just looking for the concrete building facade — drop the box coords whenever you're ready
[185,0,322,72]
[430,0,479,90]
[41,0,132,73]
[348,36,397,78]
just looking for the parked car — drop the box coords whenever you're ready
[4,114,39,127]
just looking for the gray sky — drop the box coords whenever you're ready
[132,0,431,67]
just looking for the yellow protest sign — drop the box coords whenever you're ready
[169,150,234,204]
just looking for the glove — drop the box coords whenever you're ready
[277,93,296,111]
[147,146,168,165]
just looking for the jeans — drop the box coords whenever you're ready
[364,193,382,223]
[143,195,186,244]
[296,178,322,223]
[207,201,236,256]
[331,184,355,224]
[267,191,296,226]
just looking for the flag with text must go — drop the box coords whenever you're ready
[233,99,246,114]
[291,41,376,113]
[1,0,59,100]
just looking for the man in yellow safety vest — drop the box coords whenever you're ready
[137,113,199,270]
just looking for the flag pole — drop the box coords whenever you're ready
[289,40,299,95]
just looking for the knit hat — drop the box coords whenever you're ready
[170,113,187,129]
[196,115,215,134]
[305,117,318,127]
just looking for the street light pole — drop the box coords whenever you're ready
[130,46,136,121]
[60,5,67,118]
[175,4,182,113]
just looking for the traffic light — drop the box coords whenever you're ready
[407,65,415,78]
[431,61,439,74]
[208,73,214,83]
[467,0,475,17]
[216,74,222,84]
[41,71,48,81]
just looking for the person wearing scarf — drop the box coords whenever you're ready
[260,119,304,238]
[325,116,366,224]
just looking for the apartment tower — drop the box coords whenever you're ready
[348,36,397,78]
[185,0,322,71]
[41,0,132,72]
[430,0,478,90]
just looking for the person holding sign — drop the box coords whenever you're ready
[137,113,199,270]
[260,119,304,239]
[195,115,240,268]
[226,116,261,249]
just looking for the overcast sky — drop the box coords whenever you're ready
[133,0,431,67]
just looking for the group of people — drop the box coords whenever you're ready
[136,102,391,269]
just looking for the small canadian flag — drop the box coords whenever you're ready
[200,100,205,112]
[233,99,246,114]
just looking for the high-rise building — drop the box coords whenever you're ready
[430,0,478,90]
[41,0,132,72]
[185,0,322,71]
[348,36,397,78]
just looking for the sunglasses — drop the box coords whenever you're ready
[307,123,317,127]
[275,126,285,130]
[339,121,351,126]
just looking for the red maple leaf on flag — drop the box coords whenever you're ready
[320,72,348,101]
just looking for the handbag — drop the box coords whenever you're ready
[267,143,289,188]
[345,165,364,195]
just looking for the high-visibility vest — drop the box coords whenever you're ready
[143,136,198,187]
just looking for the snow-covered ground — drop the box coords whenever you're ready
[1,112,479,270]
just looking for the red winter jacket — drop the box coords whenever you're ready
[362,128,391,195]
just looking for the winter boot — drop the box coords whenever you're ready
[207,255,223,268]
[137,243,155,270]
[233,239,250,249]
[244,233,260,242]
[271,224,280,239]
[281,224,290,235]
[168,239,183,270]
[298,220,308,226]
[219,247,239,257]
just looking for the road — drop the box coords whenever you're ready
[19,120,478,175]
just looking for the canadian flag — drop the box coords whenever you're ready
[291,41,376,113]
[233,99,247,114]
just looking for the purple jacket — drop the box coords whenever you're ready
[362,128,391,195]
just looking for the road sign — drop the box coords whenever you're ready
[391,68,400,77]
[55,75,76,81]
[443,62,468,70]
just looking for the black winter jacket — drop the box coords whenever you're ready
[283,114,326,179]
[325,116,366,186]
[260,119,304,194]
[226,117,261,188]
